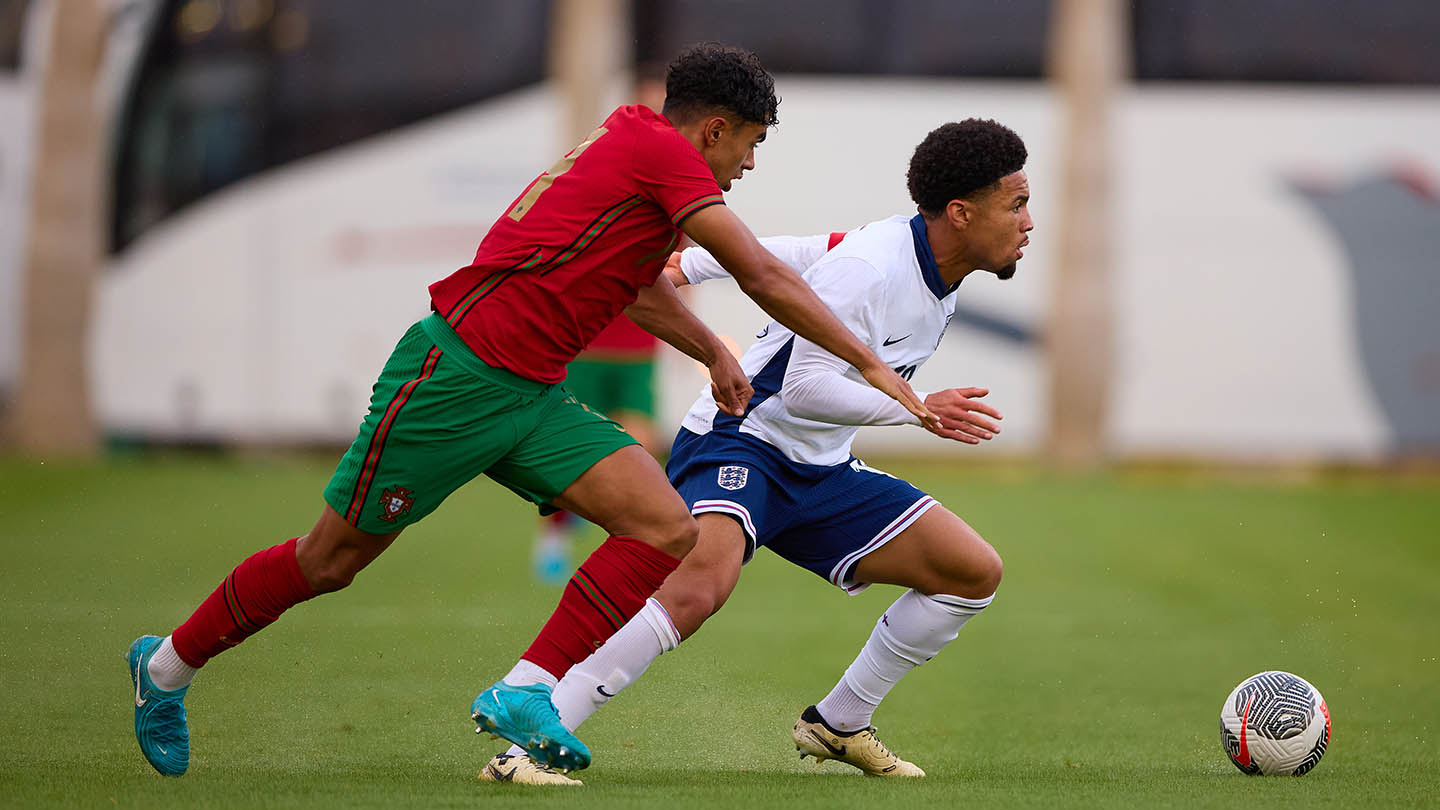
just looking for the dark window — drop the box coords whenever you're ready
[112,0,549,251]
[643,0,1053,78]
[0,0,30,71]
[1133,0,1440,84]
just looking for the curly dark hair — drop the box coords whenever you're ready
[663,43,780,127]
[907,120,1027,216]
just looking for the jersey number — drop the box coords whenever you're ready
[507,126,609,222]
[894,364,917,381]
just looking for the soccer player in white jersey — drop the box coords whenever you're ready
[478,119,1031,786]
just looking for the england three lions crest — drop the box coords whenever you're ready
[717,465,749,491]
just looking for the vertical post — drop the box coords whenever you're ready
[10,0,106,456]
[1045,0,1127,466]
[550,0,631,146]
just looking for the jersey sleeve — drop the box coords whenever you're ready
[679,234,833,285]
[632,127,726,226]
[782,258,926,427]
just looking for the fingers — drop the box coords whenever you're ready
[924,422,981,444]
[710,380,753,417]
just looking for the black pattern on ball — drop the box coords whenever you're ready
[1230,672,1314,740]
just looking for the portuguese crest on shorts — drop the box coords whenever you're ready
[377,486,415,522]
[717,465,749,491]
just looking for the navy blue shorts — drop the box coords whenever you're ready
[666,428,937,594]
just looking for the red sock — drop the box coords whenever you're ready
[521,535,681,679]
[170,538,317,668]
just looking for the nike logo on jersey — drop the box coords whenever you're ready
[596,685,616,698]
[756,325,770,339]
[882,334,911,346]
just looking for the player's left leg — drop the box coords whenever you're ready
[471,388,698,771]
[797,506,1001,776]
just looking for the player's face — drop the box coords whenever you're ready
[966,171,1033,279]
[705,119,768,191]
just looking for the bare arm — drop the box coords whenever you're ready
[624,274,751,416]
[680,205,938,428]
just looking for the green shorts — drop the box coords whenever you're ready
[564,356,657,418]
[323,314,638,533]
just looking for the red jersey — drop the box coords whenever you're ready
[584,315,660,358]
[429,105,723,383]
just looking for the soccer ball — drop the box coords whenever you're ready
[1219,671,1330,776]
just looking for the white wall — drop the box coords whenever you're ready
[85,76,1440,457]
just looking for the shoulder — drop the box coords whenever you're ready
[813,217,912,282]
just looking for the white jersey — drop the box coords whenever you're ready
[680,215,960,466]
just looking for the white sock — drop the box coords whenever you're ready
[146,635,197,692]
[502,659,557,689]
[816,590,992,732]
[550,598,681,731]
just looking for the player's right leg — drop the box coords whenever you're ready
[130,508,397,776]
[128,315,515,775]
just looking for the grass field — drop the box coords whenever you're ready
[1,453,1437,809]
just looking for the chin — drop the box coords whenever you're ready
[995,262,1017,280]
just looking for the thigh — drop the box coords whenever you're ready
[485,386,642,512]
[323,321,523,532]
[850,505,1001,599]
[765,459,937,594]
[545,444,691,543]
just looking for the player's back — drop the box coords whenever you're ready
[429,105,724,384]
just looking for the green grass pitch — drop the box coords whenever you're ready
[1,454,1436,809]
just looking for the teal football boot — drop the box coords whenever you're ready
[127,635,191,776]
[471,681,591,772]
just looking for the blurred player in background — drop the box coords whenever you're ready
[533,68,670,585]
[125,43,937,780]
[480,120,1032,785]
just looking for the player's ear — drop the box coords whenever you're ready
[946,198,970,229]
[702,115,729,146]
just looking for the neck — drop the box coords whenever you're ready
[923,215,979,286]
[670,119,708,153]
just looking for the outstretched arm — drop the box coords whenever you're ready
[680,205,938,429]
[624,274,751,416]
[672,233,834,288]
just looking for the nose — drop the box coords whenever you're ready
[1021,209,1034,232]
[742,147,756,171]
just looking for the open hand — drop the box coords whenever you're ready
[921,387,1003,444]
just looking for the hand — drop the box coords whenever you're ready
[859,363,942,430]
[921,387,1003,444]
[663,250,689,288]
[707,345,752,417]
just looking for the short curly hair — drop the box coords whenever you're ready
[907,120,1027,216]
[663,43,780,127]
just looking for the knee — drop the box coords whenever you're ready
[296,536,367,594]
[649,511,699,560]
[303,557,361,594]
[938,544,1003,600]
[659,578,728,636]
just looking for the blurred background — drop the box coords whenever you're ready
[2,0,1438,466]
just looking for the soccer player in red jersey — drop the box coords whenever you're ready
[125,43,935,778]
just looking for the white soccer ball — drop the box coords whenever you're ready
[1219,670,1330,776]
